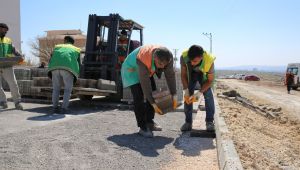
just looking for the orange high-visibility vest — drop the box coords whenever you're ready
[137,45,161,76]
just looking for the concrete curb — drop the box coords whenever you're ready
[214,98,244,170]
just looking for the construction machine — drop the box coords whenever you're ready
[285,63,300,90]
[27,14,143,101]
[78,13,144,100]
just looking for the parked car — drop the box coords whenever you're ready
[244,75,260,81]
[234,74,245,80]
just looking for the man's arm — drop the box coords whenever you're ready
[180,56,188,90]
[200,63,215,93]
[77,53,81,66]
[163,57,176,96]
[137,60,155,104]
[12,45,22,56]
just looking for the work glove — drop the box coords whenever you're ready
[152,103,164,115]
[189,95,199,103]
[190,90,201,103]
[172,95,178,109]
[184,89,200,104]
[183,89,192,104]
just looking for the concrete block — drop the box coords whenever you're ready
[153,90,173,114]
[97,79,116,91]
[33,77,52,87]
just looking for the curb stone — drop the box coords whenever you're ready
[215,98,244,170]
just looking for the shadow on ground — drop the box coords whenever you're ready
[25,99,126,121]
[107,133,174,157]
[0,108,15,112]
[27,114,66,121]
[173,133,216,156]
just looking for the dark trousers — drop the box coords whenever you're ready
[287,85,292,92]
[130,77,156,130]
[184,72,215,123]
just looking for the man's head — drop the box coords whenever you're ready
[64,36,75,44]
[121,29,127,36]
[188,45,204,66]
[153,47,173,69]
[0,23,9,38]
[119,29,128,41]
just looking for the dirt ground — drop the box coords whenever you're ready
[216,79,300,170]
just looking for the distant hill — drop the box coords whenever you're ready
[216,65,286,73]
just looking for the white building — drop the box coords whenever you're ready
[0,0,21,51]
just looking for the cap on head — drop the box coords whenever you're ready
[64,36,75,44]
[0,23,9,30]
[188,45,204,60]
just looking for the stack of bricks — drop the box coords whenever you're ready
[17,80,34,96]
[1,67,32,91]
[2,67,183,102]
[0,67,49,96]
[30,67,48,77]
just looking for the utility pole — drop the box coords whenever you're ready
[202,32,212,53]
[173,49,178,69]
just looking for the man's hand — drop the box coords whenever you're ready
[183,89,192,104]
[152,103,164,115]
[172,95,178,109]
[18,54,25,64]
[184,89,201,104]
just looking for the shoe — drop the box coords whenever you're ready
[147,122,162,131]
[0,102,8,109]
[138,128,153,138]
[52,107,60,114]
[206,121,215,132]
[180,122,192,132]
[15,102,23,110]
[60,108,69,114]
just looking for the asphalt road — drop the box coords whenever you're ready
[0,94,218,170]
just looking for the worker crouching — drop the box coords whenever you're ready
[121,45,177,138]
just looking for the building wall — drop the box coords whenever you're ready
[38,31,86,63]
[0,0,21,51]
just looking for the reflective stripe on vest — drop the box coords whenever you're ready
[55,44,81,53]
[0,37,13,57]
[137,45,161,76]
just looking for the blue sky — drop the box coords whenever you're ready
[20,0,300,67]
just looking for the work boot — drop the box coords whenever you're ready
[15,102,23,110]
[0,102,8,109]
[180,122,192,132]
[138,128,153,138]
[206,121,215,132]
[147,122,162,131]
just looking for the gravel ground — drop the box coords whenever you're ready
[0,93,218,170]
[216,80,300,169]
